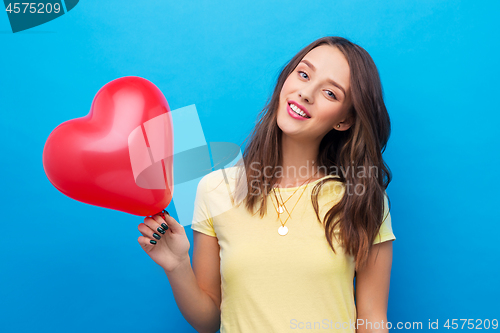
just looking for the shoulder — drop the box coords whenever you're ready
[197,166,244,204]
[196,166,244,219]
[199,166,242,190]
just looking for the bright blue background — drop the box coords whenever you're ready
[1,1,499,332]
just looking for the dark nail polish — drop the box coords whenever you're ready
[162,209,170,216]
[161,223,169,231]
[157,227,165,234]
[153,233,161,240]
[150,240,157,245]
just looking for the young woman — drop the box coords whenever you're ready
[137,36,395,333]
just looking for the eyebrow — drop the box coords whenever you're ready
[300,59,346,97]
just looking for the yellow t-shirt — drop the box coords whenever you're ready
[190,166,395,333]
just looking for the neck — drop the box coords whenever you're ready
[278,133,326,187]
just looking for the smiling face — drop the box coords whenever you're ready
[277,44,353,142]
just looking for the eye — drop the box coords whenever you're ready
[298,71,309,79]
[325,90,337,100]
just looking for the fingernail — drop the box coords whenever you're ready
[157,227,165,234]
[150,240,157,245]
[161,223,169,231]
[153,233,161,240]
[162,209,170,216]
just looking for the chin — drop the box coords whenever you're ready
[277,116,299,137]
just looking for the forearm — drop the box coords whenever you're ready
[356,315,389,333]
[164,255,221,333]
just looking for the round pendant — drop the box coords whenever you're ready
[278,226,288,236]
[278,206,284,214]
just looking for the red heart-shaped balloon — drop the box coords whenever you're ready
[43,76,173,216]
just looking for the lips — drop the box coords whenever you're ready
[287,100,311,118]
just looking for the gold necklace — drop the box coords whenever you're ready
[274,170,318,214]
[272,172,317,214]
[270,171,318,236]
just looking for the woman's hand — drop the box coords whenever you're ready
[137,211,191,272]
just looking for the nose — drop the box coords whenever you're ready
[298,89,313,104]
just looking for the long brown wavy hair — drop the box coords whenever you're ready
[233,36,392,270]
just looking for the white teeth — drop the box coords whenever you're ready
[289,103,309,118]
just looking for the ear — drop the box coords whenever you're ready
[335,113,354,131]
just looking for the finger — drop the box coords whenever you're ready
[149,214,171,234]
[147,215,169,235]
[138,222,162,239]
[155,211,184,234]
[144,215,167,232]
[138,235,158,248]
[141,220,163,241]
